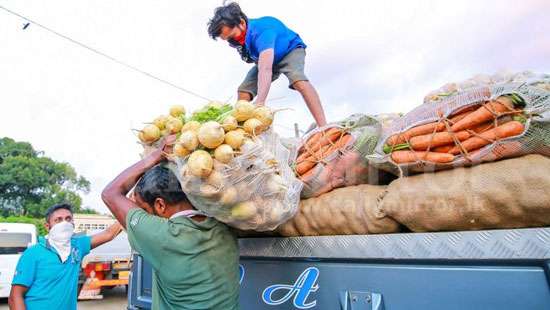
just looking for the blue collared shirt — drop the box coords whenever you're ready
[12,236,91,310]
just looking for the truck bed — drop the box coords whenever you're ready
[128,227,550,310]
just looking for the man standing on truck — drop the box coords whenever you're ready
[101,136,240,310]
[8,203,123,310]
[208,2,327,127]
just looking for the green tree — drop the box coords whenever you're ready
[0,137,93,217]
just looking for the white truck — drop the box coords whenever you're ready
[0,223,37,298]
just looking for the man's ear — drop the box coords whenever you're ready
[44,222,51,231]
[153,198,167,216]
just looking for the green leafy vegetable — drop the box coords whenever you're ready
[383,143,410,154]
[189,104,232,123]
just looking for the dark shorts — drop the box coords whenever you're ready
[238,48,308,98]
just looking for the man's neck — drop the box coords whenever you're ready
[164,204,194,219]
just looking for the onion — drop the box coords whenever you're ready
[243,118,264,135]
[141,124,161,143]
[187,150,213,177]
[199,184,219,198]
[253,106,274,128]
[224,130,245,149]
[207,101,224,109]
[219,186,239,205]
[166,117,183,134]
[231,201,257,220]
[214,144,234,164]
[221,115,238,131]
[233,100,255,121]
[173,143,191,157]
[198,121,225,148]
[213,160,228,172]
[138,131,146,143]
[169,105,186,118]
[240,138,257,152]
[265,174,287,194]
[153,115,168,130]
[181,120,201,133]
[207,170,224,188]
[179,130,199,151]
[265,201,286,223]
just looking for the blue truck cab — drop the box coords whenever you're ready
[128,227,550,309]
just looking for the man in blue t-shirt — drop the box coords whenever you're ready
[208,2,327,127]
[8,204,123,310]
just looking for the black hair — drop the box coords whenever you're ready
[134,165,189,207]
[45,203,73,222]
[207,2,248,39]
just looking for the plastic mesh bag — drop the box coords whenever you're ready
[168,129,303,231]
[295,114,395,199]
[369,79,550,176]
[424,71,550,103]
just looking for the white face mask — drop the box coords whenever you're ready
[47,221,75,262]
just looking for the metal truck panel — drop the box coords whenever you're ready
[238,228,550,259]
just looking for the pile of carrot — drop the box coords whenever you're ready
[295,127,353,178]
[384,96,527,164]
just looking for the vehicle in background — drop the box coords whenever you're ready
[0,223,37,298]
[78,231,132,300]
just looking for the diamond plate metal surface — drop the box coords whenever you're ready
[238,228,550,259]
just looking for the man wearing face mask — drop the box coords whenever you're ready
[207,2,327,127]
[8,204,123,310]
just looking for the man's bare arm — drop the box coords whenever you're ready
[101,136,175,228]
[8,285,28,310]
[91,222,123,249]
[254,48,275,105]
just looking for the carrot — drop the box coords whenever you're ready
[413,118,512,153]
[450,97,514,132]
[448,121,525,155]
[448,108,479,125]
[300,128,342,155]
[432,145,454,153]
[297,144,331,163]
[296,160,317,175]
[299,167,317,181]
[387,122,441,146]
[296,134,353,176]
[391,150,455,164]
[302,127,340,149]
[327,134,353,153]
[409,130,471,150]
[300,134,352,163]
[386,109,475,146]
[301,132,322,149]
[448,106,477,119]
[408,118,505,151]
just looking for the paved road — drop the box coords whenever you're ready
[0,286,128,310]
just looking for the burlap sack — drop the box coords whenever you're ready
[379,154,550,232]
[277,184,400,236]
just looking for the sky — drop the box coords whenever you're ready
[1,0,549,214]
